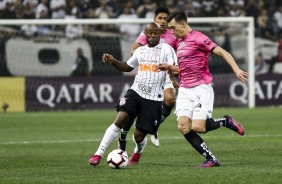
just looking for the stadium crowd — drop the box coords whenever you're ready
[0,0,282,75]
[0,0,282,41]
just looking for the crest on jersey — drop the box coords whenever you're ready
[195,103,202,108]
[119,97,127,106]
[179,42,185,48]
[154,120,158,126]
[152,47,161,58]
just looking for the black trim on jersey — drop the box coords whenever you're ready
[211,45,218,54]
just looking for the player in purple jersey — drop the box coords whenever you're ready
[158,10,249,168]
[118,7,178,149]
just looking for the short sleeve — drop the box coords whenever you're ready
[165,44,177,65]
[195,32,217,52]
[127,48,139,68]
[136,32,147,46]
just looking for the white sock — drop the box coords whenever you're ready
[95,123,120,156]
[133,135,147,154]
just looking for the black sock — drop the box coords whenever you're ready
[184,131,217,161]
[152,102,174,135]
[162,102,174,118]
[120,123,132,140]
[205,118,223,132]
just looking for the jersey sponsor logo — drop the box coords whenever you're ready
[139,63,160,72]
[137,83,152,94]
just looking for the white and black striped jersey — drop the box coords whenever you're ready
[127,42,177,101]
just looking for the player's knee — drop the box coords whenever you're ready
[133,129,146,142]
[114,112,130,128]
[177,121,191,134]
[191,122,206,133]
[165,96,175,107]
[164,90,176,106]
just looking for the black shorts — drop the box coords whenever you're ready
[116,89,162,134]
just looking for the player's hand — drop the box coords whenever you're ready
[102,53,114,64]
[157,63,170,71]
[235,69,249,83]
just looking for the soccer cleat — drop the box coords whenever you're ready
[118,138,126,151]
[224,115,245,136]
[197,159,221,168]
[128,152,142,165]
[150,133,160,147]
[88,155,102,166]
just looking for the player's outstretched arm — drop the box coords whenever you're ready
[212,46,249,84]
[158,64,179,74]
[168,69,179,89]
[102,53,133,72]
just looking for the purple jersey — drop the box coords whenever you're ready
[177,30,217,88]
[136,29,177,50]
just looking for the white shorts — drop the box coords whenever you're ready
[175,84,214,120]
[164,74,174,90]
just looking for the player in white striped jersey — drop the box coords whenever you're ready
[119,6,178,149]
[88,22,177,166]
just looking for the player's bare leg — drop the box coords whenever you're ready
[89,112,130,166]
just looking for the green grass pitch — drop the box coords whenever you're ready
[0,107,281,184]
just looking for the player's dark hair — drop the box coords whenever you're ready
[154,7,170,17]
[166,10,187,23]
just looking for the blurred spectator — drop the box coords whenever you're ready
[183,1,195,17]
[71,48,90,76]
[164,0,178,13]
[239,9,247,17]
[117,2,140,41]
[94,0,116,18]
[65,0,77,17]
[0,0,17,19]
[93,0,117,31]
[50,0,66,19]
[191,0,202,10]
[216,7,228,17]
[22,1,35,19]
[136,0,157,18]
[65,16,83,39]
[202,0,218,17]
[35,0,51,36]
[20,24,37,37]
[108,0,124,17]
[273,5,282,31]
[229,2,241,17]
[246,0,262,24]
[255,53,268,75]
[23,0,38,11]
[257,10,269,38]
[35,0,49,19]
[77,0,92,18]
[229,0,244,7]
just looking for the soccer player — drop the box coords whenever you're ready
[158,10,249,168]
[118,7,178,149]
[88,22,177,166]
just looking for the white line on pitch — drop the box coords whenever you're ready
[1,134,282,145]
